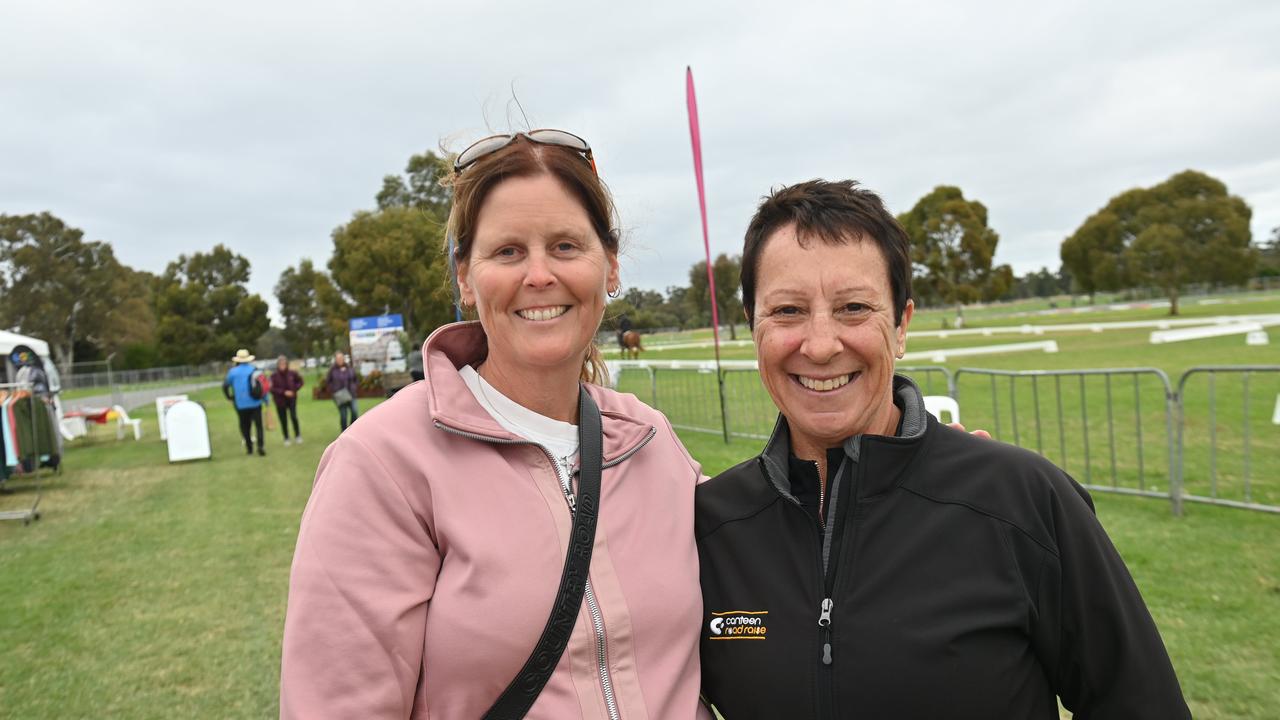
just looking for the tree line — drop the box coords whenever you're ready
[3,162,1275,371]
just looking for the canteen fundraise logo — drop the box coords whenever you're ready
[708,610,768,640]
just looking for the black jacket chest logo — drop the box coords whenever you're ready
[707,610,768,640]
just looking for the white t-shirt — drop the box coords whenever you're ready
[459,365,580,477]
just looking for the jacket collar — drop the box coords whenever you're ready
[421,321,655,466]
[759,374,932,500]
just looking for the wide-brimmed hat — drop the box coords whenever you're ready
[231,349,256,363]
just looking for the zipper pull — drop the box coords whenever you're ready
[818,598,833,627]
[819,598,834,666]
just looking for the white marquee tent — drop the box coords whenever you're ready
[0,329,51,360]
[1,329,56,389]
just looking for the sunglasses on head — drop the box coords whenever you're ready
[453,129,597,175]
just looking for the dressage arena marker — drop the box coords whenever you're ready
[1150,323,1264,344]
[909,340,1058,364]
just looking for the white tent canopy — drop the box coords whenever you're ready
[0,329,51,360]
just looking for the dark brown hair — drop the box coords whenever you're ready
[444,135,620,383]
[740,179,912,327]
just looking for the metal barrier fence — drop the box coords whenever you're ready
[609,360,1280,515]
[1175,366,1280,513]
[612,362,953,442]
[953,368,1181,514]
[60,362,223,391]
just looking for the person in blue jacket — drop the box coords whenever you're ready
[223,348,267,456]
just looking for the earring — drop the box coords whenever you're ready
[607,286,621,299]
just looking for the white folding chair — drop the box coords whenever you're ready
[923,395,960,424]
[112,405,143,441]
[59,416,88,441]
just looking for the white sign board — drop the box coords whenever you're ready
[166,401,212,463]
[349,314,406,376]
[155,394,189,440]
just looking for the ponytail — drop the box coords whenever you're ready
[581,342,608,386]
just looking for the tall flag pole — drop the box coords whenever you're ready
[686,66,730,442]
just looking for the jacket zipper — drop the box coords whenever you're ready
[434,420,650,720]
[762,451,851,719]
[817,461,827,529]
[551,453,622,720]
[817,455,846,718]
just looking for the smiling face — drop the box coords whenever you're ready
[751,224,913,457]
[457,173,619,383]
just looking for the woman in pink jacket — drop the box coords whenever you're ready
[281,131,711,719]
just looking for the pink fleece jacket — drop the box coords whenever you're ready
[281,322,711,719]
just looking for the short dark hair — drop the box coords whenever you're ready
[740,179,912,327]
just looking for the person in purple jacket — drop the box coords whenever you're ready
[270,355,305,446]
[324,351,359,431]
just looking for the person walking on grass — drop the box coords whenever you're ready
[223,349,267,456]
[270,355,304,446]
[325,351,359,431]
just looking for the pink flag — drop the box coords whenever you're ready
[686,67,723,363]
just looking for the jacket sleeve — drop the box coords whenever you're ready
[659,412,708,483]
[268,374,285,402]
[280,434,440,718]
[294,371,305,391]
[1033,473,1190,719]
[222,372,235,402]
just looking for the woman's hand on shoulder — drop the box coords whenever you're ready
[947,422,992,440]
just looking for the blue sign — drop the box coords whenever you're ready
[349,314,404,331]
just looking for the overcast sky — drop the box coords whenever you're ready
[4,0,1278,322]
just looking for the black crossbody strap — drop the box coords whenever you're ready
[483,386,603,720]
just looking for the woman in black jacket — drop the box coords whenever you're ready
[695,180,1189,719]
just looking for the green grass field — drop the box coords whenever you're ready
[1,294,1278,717]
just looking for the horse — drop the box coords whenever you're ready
[620,330,643,360]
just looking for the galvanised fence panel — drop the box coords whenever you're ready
[61,362,223,391]
[653,366,726,435]
[721,369,774,440]
[953,368,1180,514]
[615,359,1280,516]
[612,361,954,443]
[719,365,954,441]
[1175,366,1280,513]
[612,363,728,436]
[614,365,657,408]
[897,366,956,399]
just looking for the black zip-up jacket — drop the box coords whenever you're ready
[696,376,1189,719]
